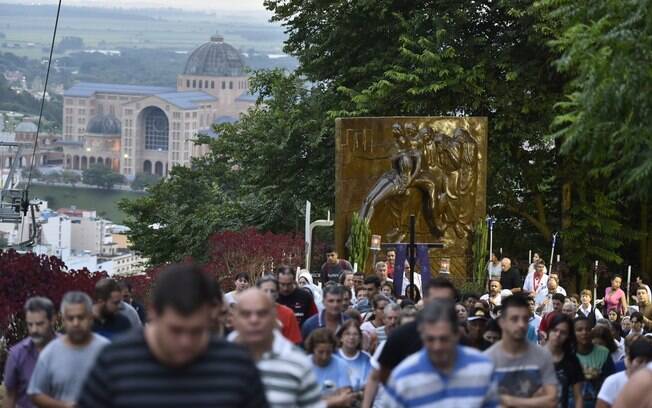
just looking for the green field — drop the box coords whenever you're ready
[29,184,145,224]
[0,5,286,59]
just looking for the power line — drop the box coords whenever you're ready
[25,0,63,192]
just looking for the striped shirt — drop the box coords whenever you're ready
[384,346,499,408]
[229,330,325,408]
[77,330,268,408]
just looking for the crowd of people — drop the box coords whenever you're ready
[4,247,652,407]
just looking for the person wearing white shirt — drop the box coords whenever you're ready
[597,336,652,408]
[400,261,422,297]
[486,252,502,281]
[523,262,549,297]
[527,252,548,276]
[577,289,604,325]
[534,275,567,307]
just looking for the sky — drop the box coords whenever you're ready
[4,0,268,12]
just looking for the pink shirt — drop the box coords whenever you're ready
[605,287,626,314]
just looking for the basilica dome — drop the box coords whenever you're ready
[183,34,246,77]
[86,113,121,135]
[15,120,38,133]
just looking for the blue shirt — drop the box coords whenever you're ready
[385,346,499,408]
[301,311,349,340]
[336,349,372,391]
[311,355,352,396]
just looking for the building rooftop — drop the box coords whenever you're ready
[197,116,238,139]
[183,34,246,77]
[65,82,175,97]
[154,91,217,109]
[15,120,38,133]
[236,91,258,103]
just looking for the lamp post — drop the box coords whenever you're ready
[486,215,496,283]
[439,258,450,275]
[370,234,381,267]
[549,232,558,272]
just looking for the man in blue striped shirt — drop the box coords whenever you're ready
[383,300,499,408]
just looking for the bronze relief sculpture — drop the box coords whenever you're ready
[357,122,479,241]
[335,117,487,278]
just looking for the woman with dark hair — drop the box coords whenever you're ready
[575,317,615,408]
[604,275,628,316]
[224,272,250,304]
[339,270,356,302]
[305,328,353,398]
[592,325,624,363]
[609,320,626,371]
[380,282,395,301]
[607,309,621,325]
[336,320,372,392]
[546,314,584,408]
[482,318,501,345]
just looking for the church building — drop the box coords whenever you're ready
[61,35,255,178]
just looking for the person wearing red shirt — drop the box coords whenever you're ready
[385,249,396,279]
[257,275,302,344]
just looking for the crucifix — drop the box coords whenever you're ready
[381,214,445,301]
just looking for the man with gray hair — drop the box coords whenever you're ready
[3,297,56,408]
[28,291,109,407]
[376,303,401,343]
[383,300,499,407]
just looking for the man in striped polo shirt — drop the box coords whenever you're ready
[383,300,499,408]
[231,289,355,407]
[77,264,268,408]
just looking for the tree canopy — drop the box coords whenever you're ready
[120,70,333,263]
[120,0,652,280]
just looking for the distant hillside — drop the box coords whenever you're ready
[0,74,62,128]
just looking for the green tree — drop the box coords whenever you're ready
[61,170,81,187]
[537,0,652,274]
[130,173,161,191]
[538,0,652,197]
[267,0,566,246]
[120,70,333,264]
[207,70,334,231]
[82,165,125,189]
[119,166,242,265]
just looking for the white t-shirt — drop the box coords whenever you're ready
[597,371,628,406]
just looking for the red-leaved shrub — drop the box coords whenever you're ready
[206,228,305,291]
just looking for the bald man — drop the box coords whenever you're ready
[229,289,346,407]
[499,258,522,293]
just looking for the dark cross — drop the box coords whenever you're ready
[382,214,445,301]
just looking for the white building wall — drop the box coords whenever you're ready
[70,217,103,254]
[40,215,71,257]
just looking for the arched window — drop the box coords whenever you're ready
[143,160,152,174]
[211,81,215,89]
[142,107,169,151]
[155,161,164,176]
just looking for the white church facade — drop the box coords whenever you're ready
[61,34,255,178]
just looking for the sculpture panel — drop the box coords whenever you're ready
[335,117,487,279]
